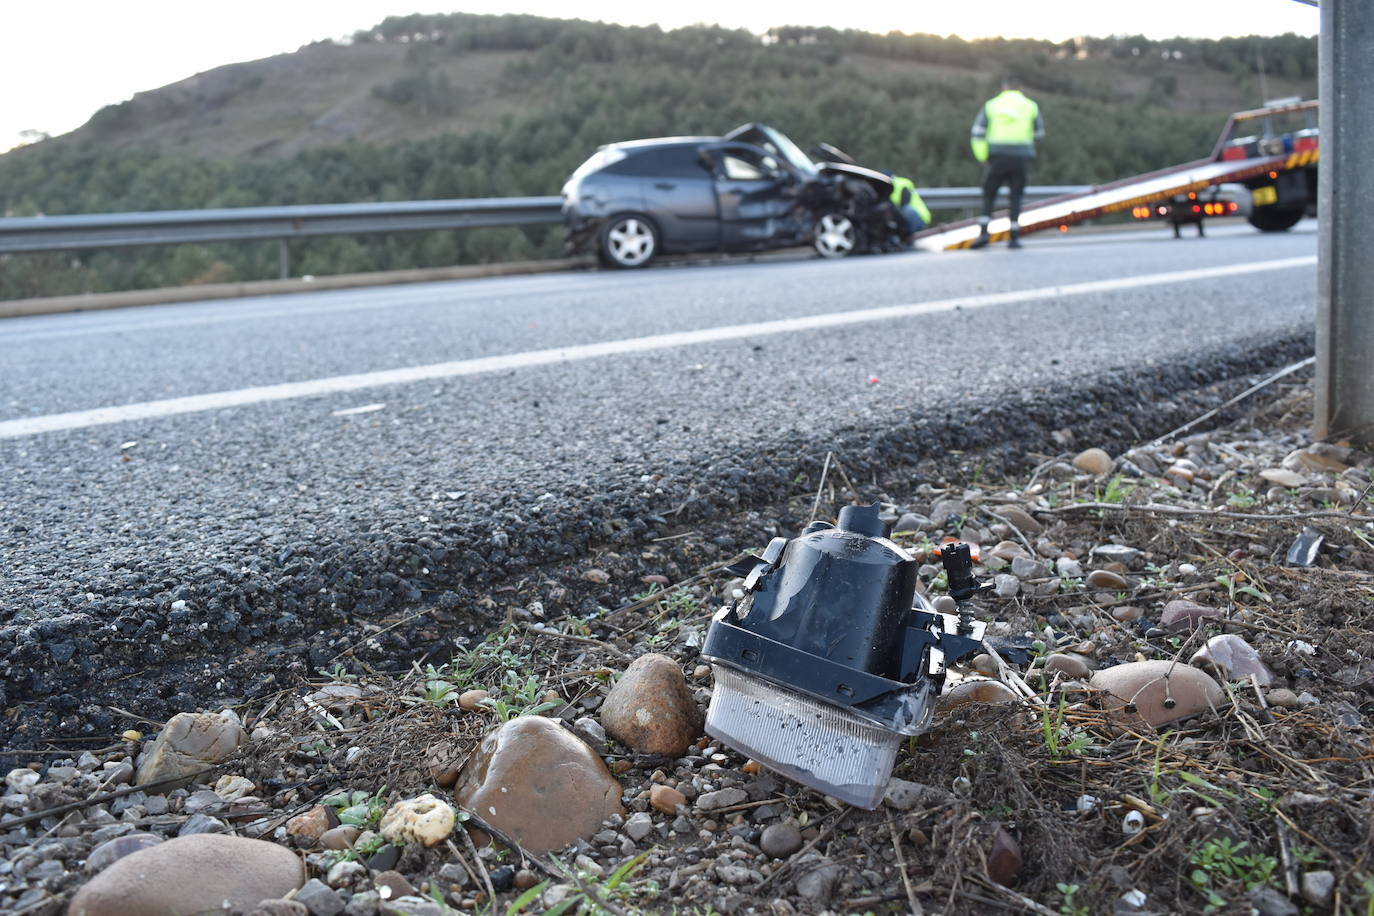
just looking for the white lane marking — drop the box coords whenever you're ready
[0,255,1316,440]
[331,403,386,417]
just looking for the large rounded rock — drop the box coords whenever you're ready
[454,716,624,854]
[67,833,304,915]
[135,712,245,790]
[1090,660,1224,728]
[599,653,703,757]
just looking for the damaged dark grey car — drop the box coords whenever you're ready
[562,123,901,269]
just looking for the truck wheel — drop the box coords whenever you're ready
[1247,206,1304,233]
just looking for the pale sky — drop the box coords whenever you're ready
[1,1,1319,153]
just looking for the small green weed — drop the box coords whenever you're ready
[1056,882,1089,916]
[1040,695,1096,759]
[1227,490,1258,508]
[480,670,562,722]
[1096,475,1135,505]
[322,785,389,828]
[1188,836,1279,913]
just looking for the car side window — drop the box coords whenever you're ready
[605,148,709,179]
[719,148,781,181]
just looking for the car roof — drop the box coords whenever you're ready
[605,136,722,151]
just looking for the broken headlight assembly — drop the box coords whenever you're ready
[701,502,988,809]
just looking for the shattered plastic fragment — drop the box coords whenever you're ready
[1191,634,1274,687]
[1285,526,1324,566]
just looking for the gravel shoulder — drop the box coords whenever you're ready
[4,366,1372,916]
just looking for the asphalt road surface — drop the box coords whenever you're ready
[0,220,1317,740]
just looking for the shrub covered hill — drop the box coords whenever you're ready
[0,13,1316,298]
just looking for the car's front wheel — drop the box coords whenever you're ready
[599,214,660,269]
[814,212,858,258]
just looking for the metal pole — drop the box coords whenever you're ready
[278,238,290,280]
[1315,0,1374,446]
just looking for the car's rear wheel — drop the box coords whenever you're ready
[599,214,659,269]
[814,212,858,258]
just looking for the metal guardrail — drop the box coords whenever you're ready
[0,187,1087,272]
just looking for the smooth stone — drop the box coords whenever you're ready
[293,878,344,916]
[794,861,843,900]
[1055,557,1084,579]
[1072,448,1113,475]
[623,811,653,842]
[970,654,998,677]
[650,784,687,814]
[697,787,747,811]
[1266,688,1299,709]
[1248,884,1298,916]
[457,689,490,712]
[1112,606,1144,623]
[939,679,1020,709]
[1085,569,1129,590]
[244,901,309,916]
[893,513,929,534]
[325,859,366,888]
[599,653,703,757]
[1091,544,1141,565]
[1090,661,1225,727]
[759,823,803,858]
[85,832,163,874]
[1160,599,1225,633]
[134,713,245,790]
[454,716,624,854]
[66,833,304,916]
[932,595,958,614]
[986,827,1023,885]
[1191,634,1275,687]
[286,805,335,844]
[1259,468,1307,489]
[883,778,951,811]
[1301,870,1336,907]
[572,717,608,753]
[995,506,1043,534]
[373,870,416,901]
[1043,653,1092,680]
[987,540,1030,562]
[1010,556,1049,579]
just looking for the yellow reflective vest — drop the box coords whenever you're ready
[971,90,1042,162]
[889,176,931,226]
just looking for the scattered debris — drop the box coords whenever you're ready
[5,375,1372,915]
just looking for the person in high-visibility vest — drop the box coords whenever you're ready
[969,78,1044,249]
[889,174,932,241]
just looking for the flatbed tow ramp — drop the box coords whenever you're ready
[915,99,1319,250]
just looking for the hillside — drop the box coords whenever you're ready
[0,13,1317,299]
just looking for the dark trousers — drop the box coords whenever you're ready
[980,154,1029,227]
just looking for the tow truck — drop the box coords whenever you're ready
[915,98,1318,250]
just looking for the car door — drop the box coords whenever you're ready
[709,144,801,249]
[606,146,720,252]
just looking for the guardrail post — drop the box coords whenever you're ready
[1315,0,1374,446]
[278,239,290,279]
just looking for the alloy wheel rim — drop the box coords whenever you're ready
[816,214,855,257]
[608,219,655,265]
